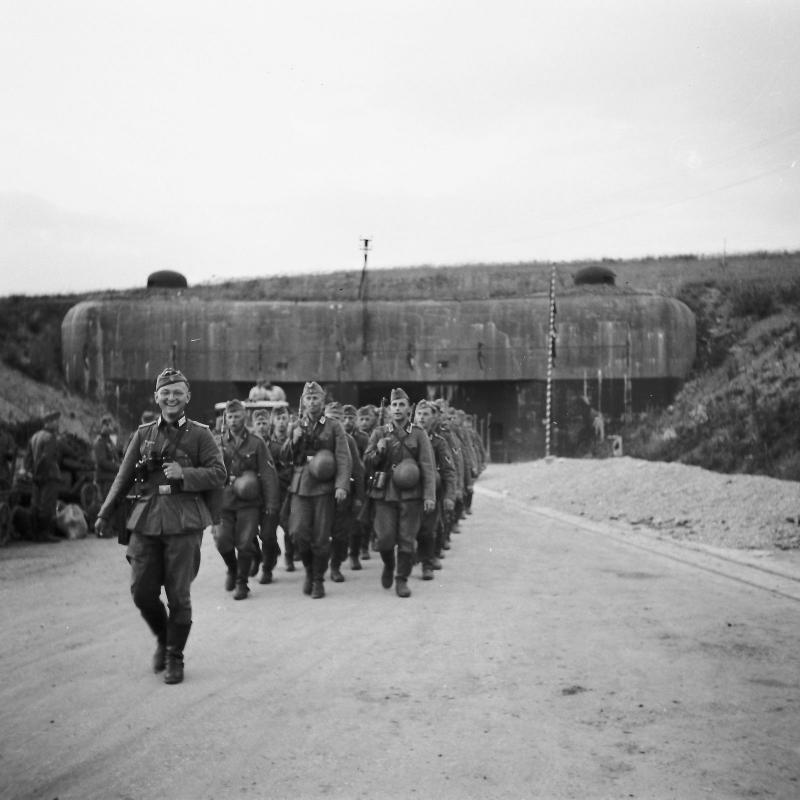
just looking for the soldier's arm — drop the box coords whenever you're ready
[256,439,280,513]
[417,430,437,504]
[363,428,387,470]
[96,431,142,519]
[348,437,366,501]
[437,437,457,504]
[333,422,352,494]
[180,427,227,492]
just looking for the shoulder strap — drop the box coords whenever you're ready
[391,426,417,461]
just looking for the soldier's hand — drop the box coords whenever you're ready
[377,437,388,452]
[443,498,455,513]
[292,426,303,443]
[335,488,348,504]
[423,499,436,514]
[163,461,183,481]
[94,516,110,538]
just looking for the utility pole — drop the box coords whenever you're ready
[359,238,371,357]
[358,238,371,300]
[544,264,557,460]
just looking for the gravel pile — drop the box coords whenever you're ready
[479,457,800,551]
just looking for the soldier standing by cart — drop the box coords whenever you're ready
[92,414,123,538]
[363,388,436,598]
[215,399,279,600]
[94,368,226,685]
[281,382,350,599]
[24,411,63,543]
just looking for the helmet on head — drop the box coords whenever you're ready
[232,471,260,501]
[308,449,336,481]
[392,458,420,490]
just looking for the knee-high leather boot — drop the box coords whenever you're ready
[284,531,296,571]
[259,539,277,584]
[380,549,395,589]
[329,537,346,583]
[348,526,362,570]
[233,551,252,600]
[164,621,192,685]
[395,552,413,598]
[139,602,168,672]
[311,552,328,599]
[301,551,313,595]
[221,550,237,591]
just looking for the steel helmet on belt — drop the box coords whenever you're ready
[308,449,336,481]
[232,471,260,501]
[392,458,420,489]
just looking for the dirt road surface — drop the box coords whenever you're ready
[2,466,800,800]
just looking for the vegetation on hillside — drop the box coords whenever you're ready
[622,274,800,480]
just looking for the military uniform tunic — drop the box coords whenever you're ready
[363,421,436,554]
[97,415,226,625]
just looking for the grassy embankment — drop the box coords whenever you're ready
[622,268,800,480]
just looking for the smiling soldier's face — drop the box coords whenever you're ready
[154,382,190,421]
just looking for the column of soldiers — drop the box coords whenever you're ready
[86,367,485,685]
[201,382,484,603]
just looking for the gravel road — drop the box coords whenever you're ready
[2,459,800,800]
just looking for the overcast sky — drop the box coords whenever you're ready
[1,0,798,295]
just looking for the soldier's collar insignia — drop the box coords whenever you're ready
[161,414,187,429]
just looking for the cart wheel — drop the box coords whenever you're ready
[0,501,11,547]
[80,482,100,514]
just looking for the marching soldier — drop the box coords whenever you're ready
[265,405,296,571]
[433,400,464,550]
[414,400,456,578]
[343,404,368,456]
[215,399,280,600]
[343,405,369,570]
[253,407,293,580]
[455,409,481,515]
[324,402,365,579]
[95,368,226,685]
[354,404,379,559]
[363,388,436,598]
[281,382,351,599]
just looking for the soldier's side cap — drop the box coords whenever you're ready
[252,409,269,420]
[342,404,357,415]
[357,404,377,416]
[43,410,61,423]
[302,381,324,397]
[155,367,190,390]
[324,401,343,418]
[390,387,409,402]
[416,399,434,411]
[225,399,245,412]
